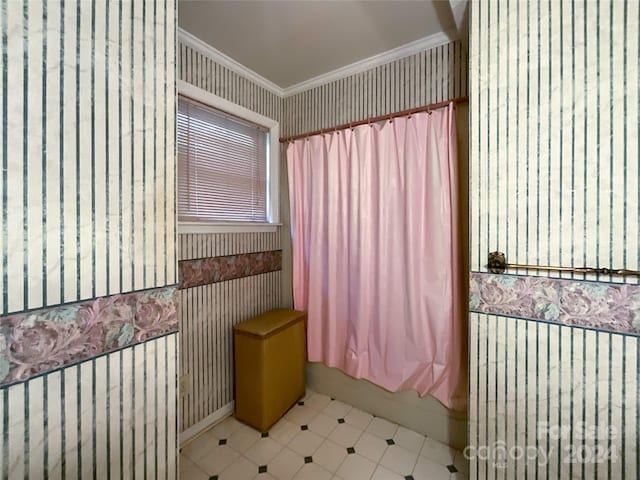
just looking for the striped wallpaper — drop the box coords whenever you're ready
[469,0,639,283]
[469,1,639,478]
[0,0,179,477]
[177,37,288,434]
[0,333,178,479]
[469,313,637,479]
[282,40,468,137]
[0,0,177,316]
[177,41,282,122]
[177,233,282,433]
[177,232,283,261]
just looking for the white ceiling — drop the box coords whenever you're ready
[178,1,462,89]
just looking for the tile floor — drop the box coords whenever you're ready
[180,390,469,480]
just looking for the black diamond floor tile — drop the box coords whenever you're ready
[447,464,458,473]
[304,456,313,464]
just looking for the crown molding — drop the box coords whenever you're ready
[178,28,285,97]
[282,29,458,96]
[178,27,458,99]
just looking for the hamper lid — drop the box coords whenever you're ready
[233,308,306,339]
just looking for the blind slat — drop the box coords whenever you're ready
[177,95,268,223]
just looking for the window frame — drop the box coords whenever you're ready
[177,80,280,234]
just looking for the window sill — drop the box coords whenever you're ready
[178,221,282,234]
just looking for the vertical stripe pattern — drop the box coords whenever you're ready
[0,334,178,479]
[469,0,639,283]
[282,40,468,137]
[178,272,282,432]
[469,313,635,480]
[469,1,639,478]
[0,0,177,316]
[177,232,282,432]
[1,0,178,478]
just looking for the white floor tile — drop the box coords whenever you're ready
[209,416,243,439]
[180,398,463,480]
[285,404,320,425]
[379,445,418,476]
[366,418,398,440]
[336,453,377,480]
[292,463,333,480]
[254,473,277,480]
[393,426,425,454]
[419,437,457,466]
[450,472,469,480]
[305,392,333,412]
[191,444,240,476]
[268,447,305,480]
[354,432,388,463]
[308,412,339,437]
[370,465,404,480]
[322,400,352,420]
[344,408,374,430]
[227,423,262,453]
[268,418,299,446]
[180,432,219,463]
[244,437,283,466]
[288,429,324,456]
[412,455,451,480]
[219,456,259,480]
[180,456,208,480]
[327,423,363,448]
[313,439,349,473]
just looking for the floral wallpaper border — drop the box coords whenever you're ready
[470,273,640,336]
[0,286,178,387]
[179,250,282,289]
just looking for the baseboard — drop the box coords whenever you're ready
[180,402,234,446]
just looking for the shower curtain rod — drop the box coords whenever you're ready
[279,96,469,143]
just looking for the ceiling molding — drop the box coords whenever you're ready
[178,27,458,99]
[178,28,285,97]
[282,28,458,96]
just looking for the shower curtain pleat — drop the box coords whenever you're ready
[287,104,466,411]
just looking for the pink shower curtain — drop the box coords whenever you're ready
[287,104,465,411]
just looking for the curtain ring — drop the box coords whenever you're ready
[389,115,393,123]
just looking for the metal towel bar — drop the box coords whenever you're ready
[487,251,640,277]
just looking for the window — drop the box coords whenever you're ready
[177,81,279,233]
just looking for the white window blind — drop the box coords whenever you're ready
[177,95,269,223]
